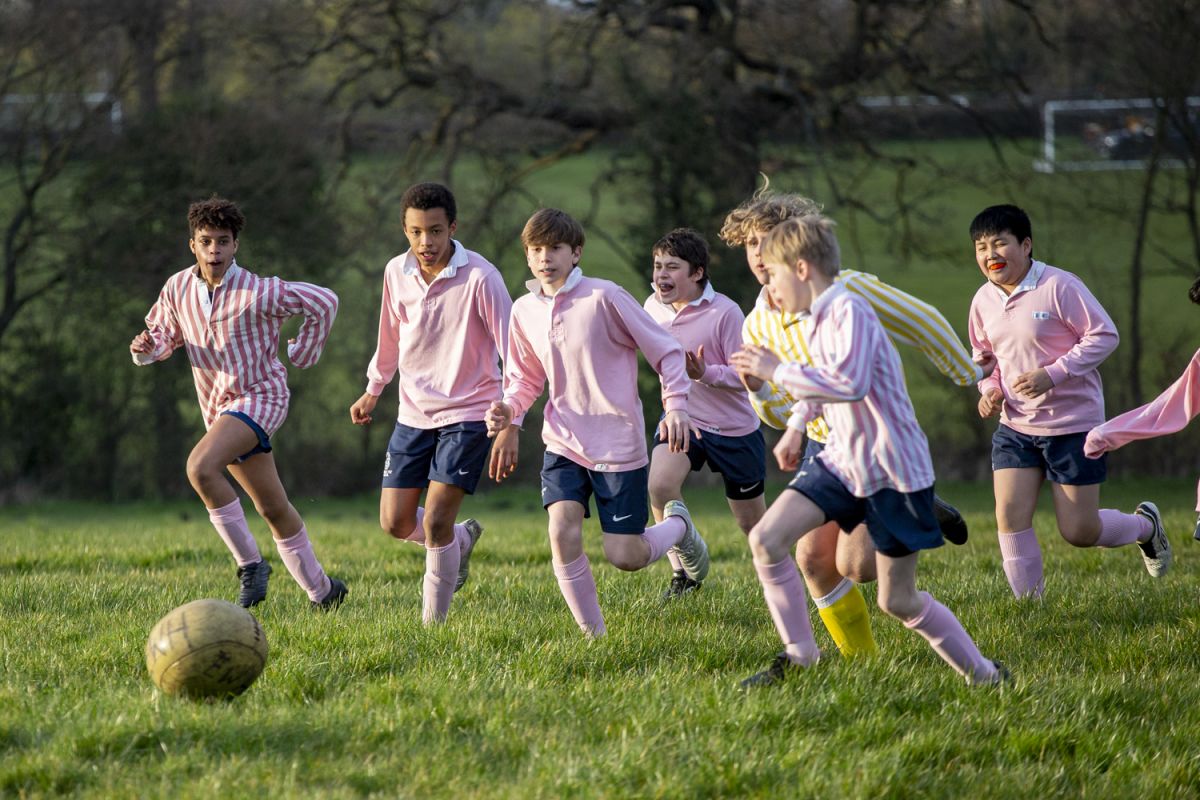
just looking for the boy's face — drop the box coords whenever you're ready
[526,241,581,292]
[974,230,1032,290]
[189,225,239,279]
[652,251,704,306]
[404,207,457,272]
[743,227,771,286]
[764,258,811,314]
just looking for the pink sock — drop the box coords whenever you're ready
[904,591,999,684]
[208,499,261,567]
[666,549,684,572]
[753,559,821,666]
[422,540,460,624]
[454,522,472,555]
[274,525,332,602]
[396,507,426,546]
[1095,509,1151,547]
[998,529,1044,599]
[638,517,686,564]
[553,554,606,637]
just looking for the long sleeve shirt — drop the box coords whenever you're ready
[772,283,935,496]
[504,268,689,472]
[969,261,1119,435]
[643,283,760,437]
[364,241,517,429]
[132,262,337,436]
[742,268,982,440]
[1085,349,1200,511]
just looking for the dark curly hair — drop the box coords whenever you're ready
[188,197,246,239]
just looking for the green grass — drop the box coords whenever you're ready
[2,481,1200,798]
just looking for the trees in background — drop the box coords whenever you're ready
[2,0,1199,499]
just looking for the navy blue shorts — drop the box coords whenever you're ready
[653,428,766,499]
[803,436,824,461]
[221,411,272,463]
[787,455,943,558]
[991,424,1106,486]
[541,452,649,534]
[382,421,491,494]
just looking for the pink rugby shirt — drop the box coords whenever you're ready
[643,283,760,437]
[364,241,517,428]
[969,261,1119,436]
[132,262,338,436]
[504,268,690,472]
[772,283,935,496]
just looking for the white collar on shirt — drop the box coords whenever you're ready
[807,281,846,323]
[193,261,242,320]
[402,239,469,279]
[990,259,1046,300]
[526,266,583,302]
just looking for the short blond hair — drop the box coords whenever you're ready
[718,182,823,246]
[761,215,841,278]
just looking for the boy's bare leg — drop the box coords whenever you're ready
[796,519,878,657]
[727,496,766,536]
[994,467,1045,598]
[185,414,260,509]
[836,525,877,584]
[548,501,605,636]
[877,550,1000,684]
[229,451,335,604]
[648,446,692,584]
[380,487,425,542]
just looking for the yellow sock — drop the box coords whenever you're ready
[817,585,878,657]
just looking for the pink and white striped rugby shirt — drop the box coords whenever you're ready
[772,283,935,496]
[133,262,338,436]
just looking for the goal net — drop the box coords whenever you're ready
[1033,97,1200,173]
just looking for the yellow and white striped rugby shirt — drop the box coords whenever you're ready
[742,269,982,441]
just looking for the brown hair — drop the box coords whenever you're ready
[521,208,585,249]
[188,197,246,239]
[719,181,822,246]
[761,215,841,279]
[653,227,709,286]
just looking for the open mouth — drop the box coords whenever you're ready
[988,261,1007,271]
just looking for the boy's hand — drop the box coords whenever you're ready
[738,370,765,392]
[488,426,519,482]
[684,345,707,380]
[130,330,154,353]
[729,345,781,382]
[485,401,513,437]
[350,392,379,425]
[774,426,805,471]
[1011,368,1052,398]
[974,351,997,380]
[978,387,1004,418]
[657,409,696,453]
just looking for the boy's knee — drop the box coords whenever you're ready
[794,543,837,582]
[748,525,786,564]
[877,590,921,621]
[185,452,221,489]
[381,514,418,540]
[1060,521,1100,547]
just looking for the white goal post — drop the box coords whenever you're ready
[1034,97,1200,173]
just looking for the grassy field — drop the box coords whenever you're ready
[2,480,1200,798]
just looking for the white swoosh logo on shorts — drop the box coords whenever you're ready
[457,469,470,475]
[740,482,761,493]
[612,514,632,522]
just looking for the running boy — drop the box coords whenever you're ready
[722,187,984,658]
[485,208,710,637]
[350,182,518,625]
[968,203,1171,598]
[730,214,1004,687]
[644,228,766,600]
[131,197,346,610]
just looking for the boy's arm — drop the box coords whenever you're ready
[772,296,875,403]
[1085,348,1200,457]
[277,280,339,368]
[698,304,756,391]
[741,313,796,430]
[363,271,402,396]
[844,271,983,386]
[968,303,1003,397]
[476,269,525,426]
[131,287,183,365]
[1044,278,1120,386]
[612,289,690,411]
[500,312,547,421]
